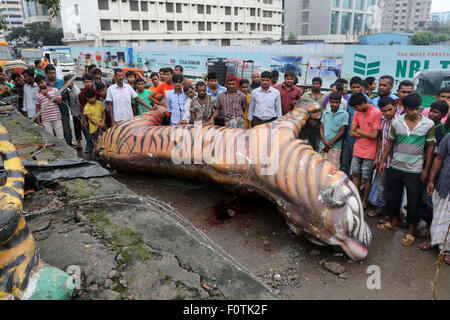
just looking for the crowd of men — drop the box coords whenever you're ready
[0,63,449,265]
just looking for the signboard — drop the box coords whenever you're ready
[63,45,450,89]
[343,46,450,85]
[270,55,303,77]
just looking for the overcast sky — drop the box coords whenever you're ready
[431,0,450,13]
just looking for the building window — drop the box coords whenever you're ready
[263,11,273,18]
[330,11,339,34]
[198,21,205,31]
[167,20,175,31]
[302,11,308,21]
[302,24,308,35]
[234,22,238,31]
[332,0,340,7]
[142,20,149,30]
[100,19,111,31]
[234,7,238,15]
[225,22,231,31]
[355,0,364,10]
[74,4,79,15]
[263,24,272,31]
[131,20,140,30]
[141,1,148,11]
[76,23,81,34]
[342,0,352,9]
[250,8,256,16]
[340,12,351,34]
[221,39,231,46]
[262,0,273,4]
[176,3,181,13]
[166,2,173,13]
[207,22,211,31]
[130,1,139,11]
[303,0,310,9]
[250,23,256,31]
[353,13,363,33]
[366,0,375,8]
[177,21,182,31]
[98,0,108,10]
[198,5,204,14]
[206,5,211,14]
[365,14,373,33]
[225,7,231,15]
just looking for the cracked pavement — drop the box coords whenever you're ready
[3,113,276,300]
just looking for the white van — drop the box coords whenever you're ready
[43,50,76,76]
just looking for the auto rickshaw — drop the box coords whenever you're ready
[1,60,31,76]
[413,69,450,109]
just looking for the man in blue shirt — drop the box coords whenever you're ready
[372,75,398,108]
[206,71,226,125]
[46,64,72,145]
[166,74,188,125]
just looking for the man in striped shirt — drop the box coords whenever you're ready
[377,93,435,247]
[34,75,64,140]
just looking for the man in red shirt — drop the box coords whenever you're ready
[350,93,382,209]
[273,70,302,115]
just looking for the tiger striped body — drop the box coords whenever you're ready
[0,125,72,300]
[97,100,372,261]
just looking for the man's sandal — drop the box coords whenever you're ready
[401,234,415,246]
[377,222,399,230]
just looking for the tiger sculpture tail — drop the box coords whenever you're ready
[97,99,372,261]
[0,125,73,300]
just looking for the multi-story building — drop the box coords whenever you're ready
[0,0,24,40]
[430,11,450,26]
[283,0,380,44]
[381,0,431,33]
[21,0,62,28]
[60,0,283,46]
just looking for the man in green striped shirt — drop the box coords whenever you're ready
[377,93,435,246]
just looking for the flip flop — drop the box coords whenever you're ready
[401,234,415,246]
[377,222,399,230]
[418,240,433,251]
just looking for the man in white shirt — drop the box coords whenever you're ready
[247,71,282,128]
[106,69,151,126]
[22,69,39,119]
[52,59,64,79]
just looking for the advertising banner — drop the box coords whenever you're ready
[62,45,450,90]
[343,46,450,85]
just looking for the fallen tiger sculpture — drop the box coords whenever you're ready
[97,99,372,261]
[0,125,73,300]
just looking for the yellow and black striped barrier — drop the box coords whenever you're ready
[0,125,73,300]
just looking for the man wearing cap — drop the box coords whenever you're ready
[213,75,248,129]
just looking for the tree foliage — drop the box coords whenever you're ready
[409,31,435,45]
[6,22,63,46]
[0,0,60,31]
[409,27,450,45]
